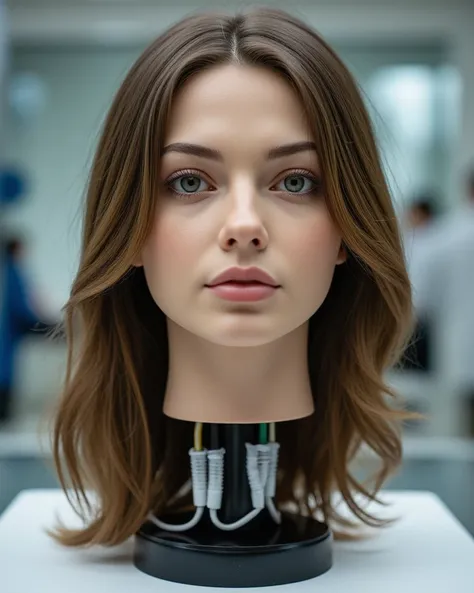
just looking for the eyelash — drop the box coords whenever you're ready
[164,168,322,200]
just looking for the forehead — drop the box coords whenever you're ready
[164,64,311,143]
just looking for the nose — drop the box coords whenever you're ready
[217,189,269,253]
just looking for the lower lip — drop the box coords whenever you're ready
[207,282,278,302]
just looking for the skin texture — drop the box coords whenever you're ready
[138,64,346,422]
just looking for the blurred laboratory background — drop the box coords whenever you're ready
[1,0,474,535]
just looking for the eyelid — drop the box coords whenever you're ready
[165,168,212,184]
[272,168,320,184]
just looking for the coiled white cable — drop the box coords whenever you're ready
[208,443,282,530]
[147,448,207,532]
[209,508,262,531]
[266,497,281,524]
[148,505,205,532]
[208,443,266,530]
[207,442,282,530]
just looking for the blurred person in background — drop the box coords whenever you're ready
[405,197,438,232]
[412,171,474,436]
[402,195,440,372]
[0,235,54,425]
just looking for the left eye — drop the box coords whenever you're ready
[169,174,209,194]
[275,174,316,194]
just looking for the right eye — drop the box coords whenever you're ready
[166,170,214,197]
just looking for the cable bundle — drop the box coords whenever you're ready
[148,424,281,532]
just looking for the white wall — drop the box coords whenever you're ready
[4,47,142,313]
[3,47,144,411]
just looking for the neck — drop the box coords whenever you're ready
[163,321,315,423]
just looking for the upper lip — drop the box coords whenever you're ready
[207,267,280,287]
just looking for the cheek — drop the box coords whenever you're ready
[288,217,342,271]
[141,218,193,315]
[143,217,193,274]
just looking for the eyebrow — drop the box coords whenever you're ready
[161,141,317,161]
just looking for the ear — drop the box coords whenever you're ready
[336,242,347,265]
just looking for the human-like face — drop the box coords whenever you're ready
[139,64,345,347]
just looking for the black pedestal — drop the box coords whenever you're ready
[134,423,333,587]
[134,509,332,587]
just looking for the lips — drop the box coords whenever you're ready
[207,267,279,288]
[205,267,280,302]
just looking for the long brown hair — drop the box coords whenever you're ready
[51,7,415,546]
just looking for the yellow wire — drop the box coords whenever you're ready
[269,423,276,442]
[194,422,203,451]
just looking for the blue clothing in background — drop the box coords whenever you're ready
[0,255,41,389]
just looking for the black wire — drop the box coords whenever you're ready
[210,423,220,449]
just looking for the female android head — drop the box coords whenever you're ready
[52,7,414,546]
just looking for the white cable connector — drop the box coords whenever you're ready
[206,448,225,510]
[245,443,265,510]
[264,442,280,498]
[257,444,271,491]
[264,441,282,523]
[190,448,208,507]
[147,447,207,532]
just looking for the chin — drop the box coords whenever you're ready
[202,318,289,348]
[207,333,280,348]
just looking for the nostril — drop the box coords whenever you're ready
[223,236,265,249]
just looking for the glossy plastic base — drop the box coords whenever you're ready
[134,509,333,588]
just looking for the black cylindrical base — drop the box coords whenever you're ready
[134,510,332,588]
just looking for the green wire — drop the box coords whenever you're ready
[259,423,268,444]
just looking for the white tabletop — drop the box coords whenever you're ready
[0,489,473,592]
